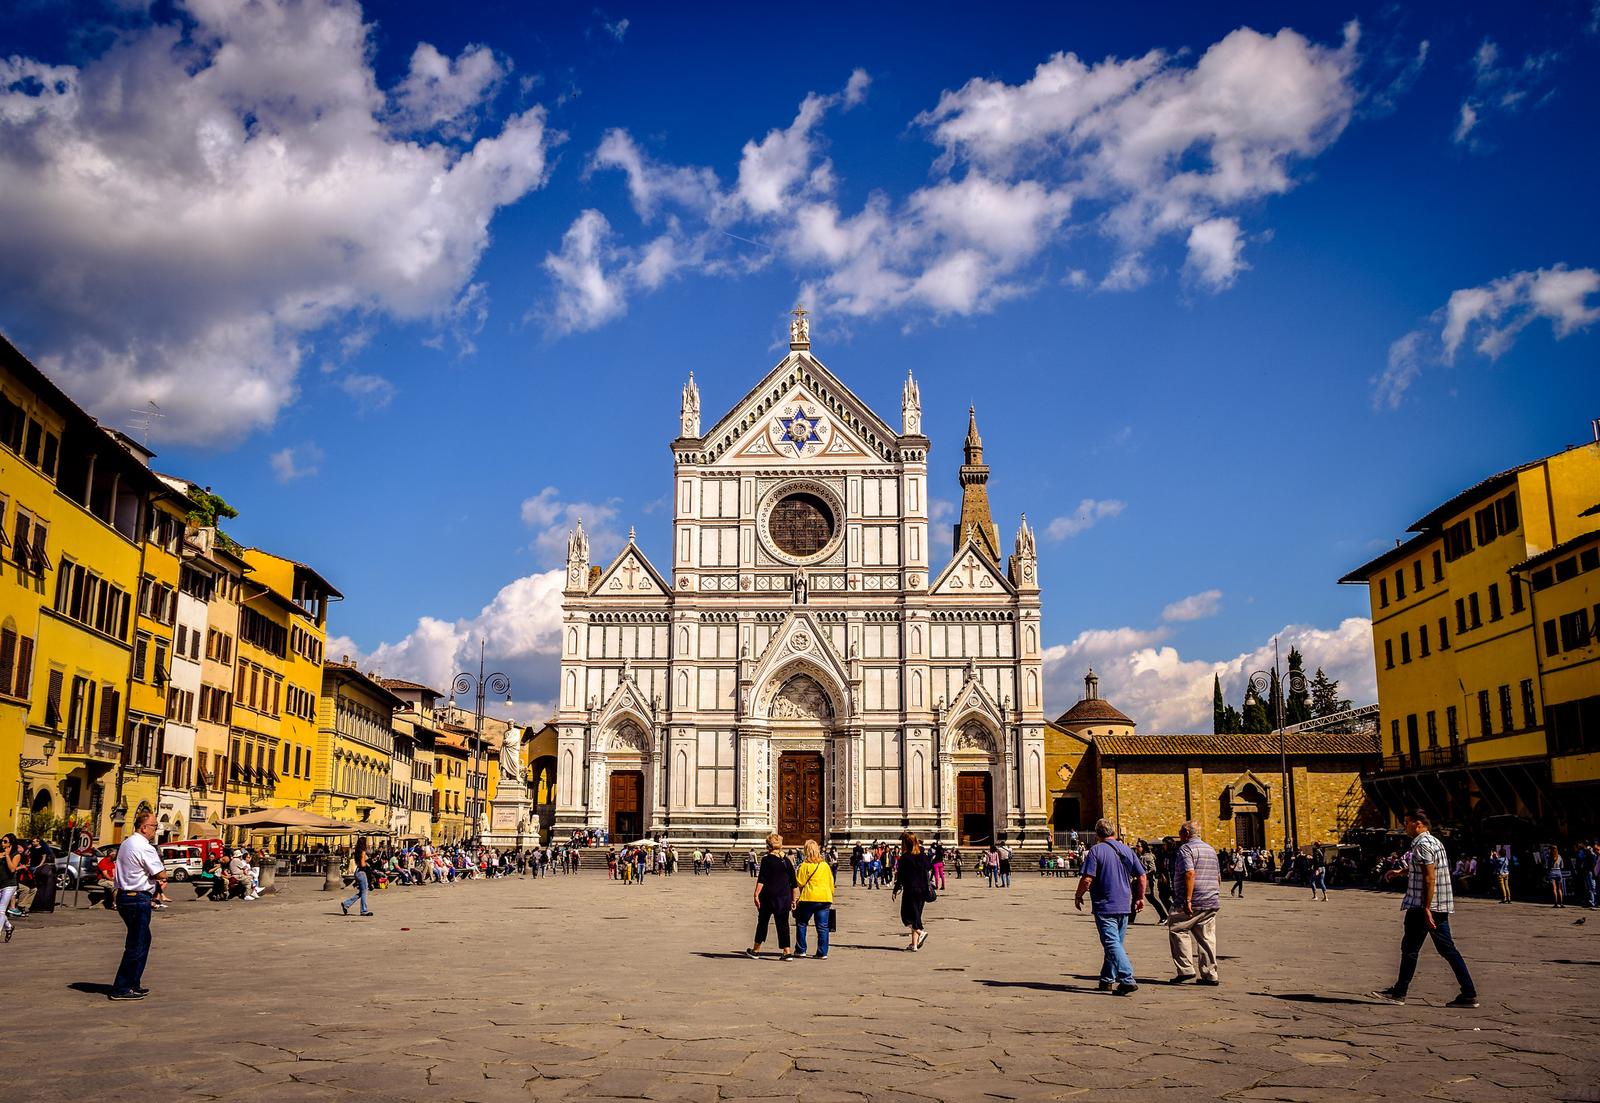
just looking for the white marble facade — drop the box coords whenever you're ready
[554,313,1046,846]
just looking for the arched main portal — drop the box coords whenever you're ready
[950,719,999,846]
[763,671,837,846]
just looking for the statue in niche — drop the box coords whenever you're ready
[770,674,832,721]
[954,722,996,753]
[611,722,645,752]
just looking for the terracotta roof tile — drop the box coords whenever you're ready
[1095,733,1379,757]
[1055,698,1132,725]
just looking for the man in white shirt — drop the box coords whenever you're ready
[110,810,167,1000]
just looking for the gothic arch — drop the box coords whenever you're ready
[675,748,689,806]
[754,658,845,724]
[948,716,1000,757]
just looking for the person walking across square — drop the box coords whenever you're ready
[109,810,167,1000]
[793,839,835,959]
[1074,818,1146,996]
[1166,821,1221,986]
[746,833,796,960]
[1369,809,1478,1008]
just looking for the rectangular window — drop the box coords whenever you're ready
[1446,706,1459,745]
[1419,623,1430,657]
[1394,568,1406,600]
[133,634,149,682]
[1400,632,1411,664]
[1488,583,1502,622]
[1390,718,1400,756]
[1468,592,1481,629]
[1511,580,1525,614]
[1545,619,1560,656]
[1384,639,1394,669]
[1496,491,1519,535]
[1413,560,1424,592]
[1498,684,1514,732]
[1379,579,1389,608]
[1478,690,1492,737]
[1443,519,1473,561]
[1521,679,1537,729]
[1426,710,1438,748]
[1559,609,1591,652]
[1456,598,1467,635]
[1439,616,1450,650]
[1432,549,1443,581]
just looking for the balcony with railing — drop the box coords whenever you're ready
[1372,744,1464,775]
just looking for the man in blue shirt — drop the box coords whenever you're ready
[1074,818,1147,995]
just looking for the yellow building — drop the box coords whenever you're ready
[232,549,335,824]
[433,731,469,844]
[317,659,401,829]
[2,334,163,841]
[382,678,444,842]
[1341,439,1600,835]
[1045,670,1129,840]
[192,531,247,837]
[1510,523,1600,833]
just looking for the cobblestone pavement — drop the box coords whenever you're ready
[5,868,1597,1102]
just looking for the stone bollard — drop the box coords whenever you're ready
[323,854,345,892]
[257,861,277,895]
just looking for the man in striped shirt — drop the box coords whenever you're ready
[1370,808,1478,1008]
[1167,820,1222,985]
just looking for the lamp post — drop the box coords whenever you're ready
[451,639,510,842]
[1248,637,1309,857]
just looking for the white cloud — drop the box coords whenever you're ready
[520,486,622,565]
[1043,616,1375,730]
[339,372,395,409]
[542,210,628,333]
[1162,589,1223,622]
[0,1,557,444]
[843,68,871,109]
[357,568,569,724]
[1045,498,1126,540]
[1452,38,1559,151]
[573,27,1359,330]
[390,42,507,138]
[1376,264,1600,409]
[270,442,323,482]
[602,17,630,42]
[1184,217,1247,290]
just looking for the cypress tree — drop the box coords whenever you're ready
[1286,647,1312,725]
[1213,674,1225,734]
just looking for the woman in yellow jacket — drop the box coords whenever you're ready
[793,839,835,959]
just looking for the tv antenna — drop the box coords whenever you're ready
[127,400,165,445]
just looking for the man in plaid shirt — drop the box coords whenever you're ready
[1369,808,1478,1008]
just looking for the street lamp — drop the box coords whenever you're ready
[451,639,510,840]
[1248,637,1309,857]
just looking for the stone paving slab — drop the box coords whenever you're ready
[3,869,1598,1101]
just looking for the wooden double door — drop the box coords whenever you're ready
[609,771,643,841]
[957,771,994,846]
[777,752,824,845]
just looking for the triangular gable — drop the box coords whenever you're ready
[946,667,1005,733]
[746,611,853,721]
[929,537,1016,598]
[725,381,878,465]
[697,353,902,465]
[594,673,656,741]
[590,540,669,597]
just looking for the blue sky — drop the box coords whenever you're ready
[2,0,1597,727]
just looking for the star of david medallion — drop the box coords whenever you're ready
[772,402,827,457]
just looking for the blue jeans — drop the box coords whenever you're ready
[1394,908,1475,998]
[1584,873,1597,908]
[1093,912,1135,985]
[113,892,153,993]
[343,870,370,914]
[795,901,831,957]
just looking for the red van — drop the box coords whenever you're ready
[174,838,226,863]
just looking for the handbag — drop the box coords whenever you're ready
[827,905,837,932]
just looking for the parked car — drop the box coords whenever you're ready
[160,844,204,882]
[55,846,113,890]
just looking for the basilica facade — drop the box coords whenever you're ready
[554,311,1046,847]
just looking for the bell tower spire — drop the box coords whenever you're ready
[954,406,1001,561]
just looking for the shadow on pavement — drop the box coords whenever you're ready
[977,979,1083,993]
[1546,959,1600,967]
[1257,992,1374,1006]
[690,951,753,959]
[67,982,117,997]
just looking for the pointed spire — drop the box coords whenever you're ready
[901,369,922,435]
[1015,512,1035,559]
[628,525,636,542]
[680,371,701,437]
[955,406,1000,562]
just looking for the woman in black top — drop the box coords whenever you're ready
[746,832,796,961]
[0,833,23,942]
[892,831,933,951]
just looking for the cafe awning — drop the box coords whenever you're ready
[221,808,349,829]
